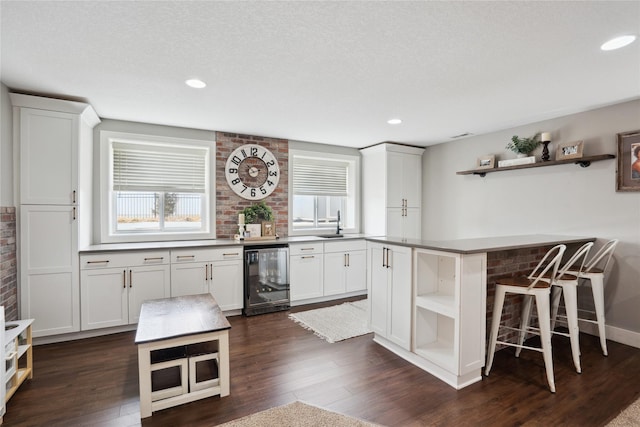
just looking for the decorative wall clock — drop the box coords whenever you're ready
[225,144,280,200]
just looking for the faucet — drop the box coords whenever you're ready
[336,210,342,235]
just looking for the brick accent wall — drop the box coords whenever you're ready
[215,132,289,239]
[486,245,553,349]
[0,207,18,321]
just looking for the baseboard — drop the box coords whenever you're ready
[290,290,367,307]
[578,320,640,349]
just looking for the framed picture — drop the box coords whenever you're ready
[556,140,584,160]
[245,224,262,238]
[616,129,640,192]
[262,221,275,237]
[476,155,495,170]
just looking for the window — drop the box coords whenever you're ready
[289,149,360,234]
[100,131,215,243]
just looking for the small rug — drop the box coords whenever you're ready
[607,395,640,426]
[218,401,381,427]
[288,299,372,343]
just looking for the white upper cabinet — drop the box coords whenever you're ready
[361,143,424,239]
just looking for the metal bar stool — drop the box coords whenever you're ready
[563,239,619,356]
[518,241,594,374]
[485,244,566,393]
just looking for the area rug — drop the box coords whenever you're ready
[288,299,372,343]
[218,401,381,427]
[607,395,640,426]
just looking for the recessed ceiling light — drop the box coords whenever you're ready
[185,78,206,89]
[600,35,637,51]
[387,118,402,125]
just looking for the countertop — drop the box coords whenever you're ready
[367,234,595,254]
[80,234,372,253]
[81,233,594,255]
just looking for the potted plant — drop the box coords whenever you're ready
[506,133,541,157]
[240,201,274,224]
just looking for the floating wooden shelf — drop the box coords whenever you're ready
[456,154,615,177]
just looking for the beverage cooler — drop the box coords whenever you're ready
[243,245,290,316]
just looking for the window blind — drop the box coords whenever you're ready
[112,141,208,193]
[293,158,349,196]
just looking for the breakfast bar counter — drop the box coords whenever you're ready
[135,294,231,418]
[366,234,595,389]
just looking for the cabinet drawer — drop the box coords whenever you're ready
[171,247,243,263]
[289,242,324,256]
[80,250,170,269]
[323,239,366,253]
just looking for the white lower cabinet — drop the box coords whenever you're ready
[323,240,367,296]
[80,251,170,330]
[289,242,324,301]
[368,242,412,350]
[170,247,243,311]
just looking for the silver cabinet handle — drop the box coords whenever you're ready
[123,270,126,289]
[300,248,315,251]
[87,260,109,265]
[144,257,164,262]
[209,263,213,281]
[176,255,195,260]
[129,269,132,288]
[223,252,239,257]
[72,190,76,204]
[205,264,209,281]
[301,255,315,259]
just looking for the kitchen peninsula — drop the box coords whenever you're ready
[365,234,595,389]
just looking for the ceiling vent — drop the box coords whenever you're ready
[450,132,474,139]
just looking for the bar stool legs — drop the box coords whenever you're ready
[485,286,556,393]
[589,274,608,356]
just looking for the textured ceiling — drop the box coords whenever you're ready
[1,1,639,148]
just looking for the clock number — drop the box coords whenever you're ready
[267,180,274,186]
[269,171,278,177]
[231,178,241,185]
[251,188,256,198]
[231,156,241,166]
[251,147,258,156]
[241,149,247,158]
[240,185,247,193]
[228,168,238,174]
[260,186,267,195]
[266,160,275,167]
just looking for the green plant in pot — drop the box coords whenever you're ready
[240,201,274,224]
[506,133,541,157]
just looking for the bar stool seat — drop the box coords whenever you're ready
[485,244,566,393]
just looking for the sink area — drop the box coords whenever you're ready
[318,235,344,238]
[5,323,18,331]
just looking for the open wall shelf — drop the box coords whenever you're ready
[456,154,615,177]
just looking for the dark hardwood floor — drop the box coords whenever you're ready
[5,297,640,427]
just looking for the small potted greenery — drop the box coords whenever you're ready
[506,133,541,157]
[240,201,274,224]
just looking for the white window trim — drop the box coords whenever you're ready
[288,148,360,236]
[99,131,216,243]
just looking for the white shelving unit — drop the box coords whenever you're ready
[5,319,34,403]
[412,248,486,388]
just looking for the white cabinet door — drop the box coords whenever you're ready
[402,154,422,208]
[210,260,243,311]
[388,245,412,350]
[128,264,171,324]
[20,205,79,336]
[324,252,347,296]
[368,242,412,351]
[386,152,405,208]
[386,208,404,239]
[19,108,78,205]
[368,244,389,337]
[81,267,128,330]
[290,254,323,301]
[404,208,421,239]
[345,250,367,293]
[171,262,208,297]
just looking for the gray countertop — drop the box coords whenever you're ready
[81,233,594,255]
[367,234,595,254]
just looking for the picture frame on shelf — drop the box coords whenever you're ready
[616,129,640,192]
[556,140,584,160]
[476,155,495,170]
[262,221,275,237]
